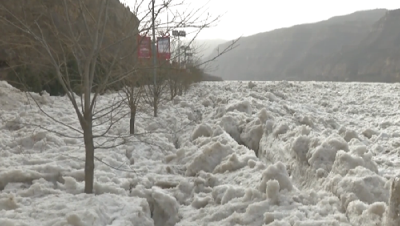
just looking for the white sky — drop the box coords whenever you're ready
[124,0,399,40]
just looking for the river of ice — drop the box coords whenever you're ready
[1,80,400,226]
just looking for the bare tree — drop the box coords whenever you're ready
[121,67,145,135]
[0,0,140,193]
[167,62,182,100]
[142,58,170,117]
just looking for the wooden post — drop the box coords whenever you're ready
[387,177,400,225]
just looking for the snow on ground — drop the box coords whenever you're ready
[1,80,400,225]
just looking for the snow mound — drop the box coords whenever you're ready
[3,116,24,131]
[240,118,263,156]
[213,153,256,173]
[152,187,180,226]
[259,162,293,193]
[30,91,54,105]
[272,123,289,137]
[291,135,310,164]
[331,149,377,176]
[248,81,256,89]
[191,194,211,209]
[341,128,359,142]
[226,100,252,115]
[191,123,213,141]
[346,201,387,226]
[363,128,379,139]
[308,134,349,173]
[0,193,153,226]
[325,166,389,208]
[212,184,245,204]
[186,141,234,176]
[0,81,25,111]
[266,179,280,203]
[0,194,18,211]
[294,113,314,127]
[219,114,242,143]
[257,108,275,123]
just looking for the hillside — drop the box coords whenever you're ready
[206,9,400,82]
[313,9,400,82]
[0,0,139,69]
[192,39,227,60]
[0,0,139,93]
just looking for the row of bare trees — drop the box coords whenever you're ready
[0,0,237,194]
[122,57,201,135]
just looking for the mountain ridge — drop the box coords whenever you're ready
[206,8,400,82]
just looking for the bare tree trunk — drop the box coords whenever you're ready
[170,83,174,100]
[83,116,95,194]
[153,93,158,117]
[151,0,158,118]
[170,80,179,100]
[130,105,136,134]
[178,84,183,96]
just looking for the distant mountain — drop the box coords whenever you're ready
[206,9,400,82]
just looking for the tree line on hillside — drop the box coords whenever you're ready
[3,57,203,96]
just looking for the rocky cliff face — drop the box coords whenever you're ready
[208,9,400,82]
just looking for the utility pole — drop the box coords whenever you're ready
[181,46,192,68]
[151,0,158,117]
[172,30,186,67]
[178,36,181,66]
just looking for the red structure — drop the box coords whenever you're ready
[137,35,151,59]
[157,36,171,60]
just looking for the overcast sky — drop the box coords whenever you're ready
[124,0,399,40]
